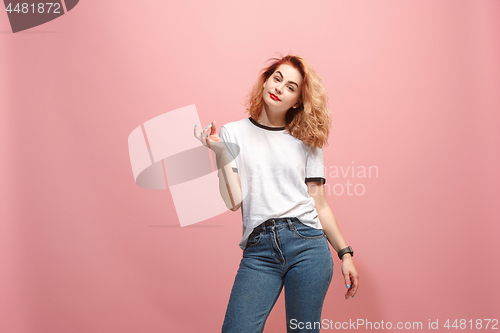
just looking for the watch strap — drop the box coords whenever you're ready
[338,246,354,260]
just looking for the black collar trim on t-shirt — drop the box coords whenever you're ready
[249,117,286,131]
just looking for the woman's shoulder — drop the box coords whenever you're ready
[221,117,251,132]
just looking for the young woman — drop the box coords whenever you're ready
[194,54,359,333]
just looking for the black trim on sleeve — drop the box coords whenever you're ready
[217,168,238,178]
[305,177,326,184]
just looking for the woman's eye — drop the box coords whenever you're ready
[288,86,294,92]
[274,77,280,82]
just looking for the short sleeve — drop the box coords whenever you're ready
[305,145,326,184]
[218,125,238,173]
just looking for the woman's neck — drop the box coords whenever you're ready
[257,108,286,128]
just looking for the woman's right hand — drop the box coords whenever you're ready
[194,120,225,155]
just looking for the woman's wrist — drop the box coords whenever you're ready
[214,145,227,157]
[341,253,352,261]
[215,147,229,165]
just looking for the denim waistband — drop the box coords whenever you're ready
[253,217,301,233]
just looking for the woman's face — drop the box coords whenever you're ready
[262,64,303,112]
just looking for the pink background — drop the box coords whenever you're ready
[1,1,499,332]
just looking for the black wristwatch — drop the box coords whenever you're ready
[337,246,354,260]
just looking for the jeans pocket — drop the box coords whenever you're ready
[293,222,325,239]
[245,230,264,248]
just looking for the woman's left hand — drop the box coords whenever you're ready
[341,256,359,299]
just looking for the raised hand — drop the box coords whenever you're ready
[193,120,225,155]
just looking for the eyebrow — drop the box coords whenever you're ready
[276,71,299,88]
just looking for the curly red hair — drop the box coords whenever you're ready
[245,54,331,148]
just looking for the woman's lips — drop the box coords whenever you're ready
[269,93,280,101]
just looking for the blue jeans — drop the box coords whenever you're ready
[222,217,334,333]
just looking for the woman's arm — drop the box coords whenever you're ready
[307,182,359,299]
[216,147,242,211]
[195,121,242,212]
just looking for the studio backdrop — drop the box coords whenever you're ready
[1,1,499,332]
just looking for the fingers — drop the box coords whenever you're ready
[344,275,350,290]
[344,274,352,299]
[206,126,211,149]
[351,274,359,297]
[194,122,215,148]
[345,273,359,299]
[204,123,213,148]
[207,122,214,136]
[201,125,208,146]
[206,122,215,149]
[211,120,217,135]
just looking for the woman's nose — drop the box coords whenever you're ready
[275,84,284,94]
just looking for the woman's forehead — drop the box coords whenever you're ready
[274,64,303,83]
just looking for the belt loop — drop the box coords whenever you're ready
[287,218,294,231]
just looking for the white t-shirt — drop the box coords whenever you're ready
[219,116,327,250]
